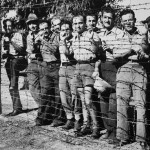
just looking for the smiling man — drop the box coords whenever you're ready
[86,13,99,32]
[115,9,149,148]
[98,6,124,141]
[27,19,66,126]
[58,20,82,131]
[1,19,27,116]
[69,14,102,138]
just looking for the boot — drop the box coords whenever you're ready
[9,88,22,111]
[81,123,92,135]
[91,127,100,139]
[62,119,74,130]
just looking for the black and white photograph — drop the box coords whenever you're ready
[0,0,150,149]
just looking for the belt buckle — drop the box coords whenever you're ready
[128,59,133,63]
[62,62,70,66]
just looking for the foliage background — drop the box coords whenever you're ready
[0,0,124,19]
[1,0,106,19]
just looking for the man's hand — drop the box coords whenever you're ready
[131,44,142,52]
[72,32,79,40]
[29,54,36,59]
[4,37,9,42]
[92,71,99,79]
[60,32,70,41]
[131,44,146,60]
[137,50,149,60]
[86,30,94,39]
[102,40,112,53]
[2,50,9,54]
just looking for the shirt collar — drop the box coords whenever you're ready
[123,27,142,36]
[103,27,118,35]
[79,31,85,37]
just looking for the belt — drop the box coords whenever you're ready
[128,59,139,63]
[77,60,96,64]
[62,62,73,66]
[31,57,43,61]
[45,61,60,65]
[31,58,39,61]
[106,59,116,62]
[9,55,25,59]
[14,55,25,58]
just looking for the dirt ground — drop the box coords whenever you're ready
[0,67,147,150]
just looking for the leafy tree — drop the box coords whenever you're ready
[0,0,106,19]
[0,0,124,27]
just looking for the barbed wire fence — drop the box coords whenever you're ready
[0,1,150,150]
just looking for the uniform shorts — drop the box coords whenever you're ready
[73,63,95,88]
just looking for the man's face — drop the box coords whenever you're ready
[5,20,13,33]
[60,24,72,39]
[86,16,97,30]
[51,19,61,33]
[28,22,38,32]
[72,16,85,33]
[39,22,49,38]
[121,13,136,32]
[101,12,114,29]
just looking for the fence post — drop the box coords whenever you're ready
[0,18,2,114]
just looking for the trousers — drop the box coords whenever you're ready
[27,60,66,122]
[5,57,28,110]
[116,62,147,142]
[100,61,117,136]
[59,65,82,121]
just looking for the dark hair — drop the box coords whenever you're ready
[51,17,61,25]
[60,20,72,31]
[72,15,86,24]
[3,19,14,31]
[39,20,51,28]
[120,9,135,18]
[86,12,98,22]
[101,6,115,19]
[15,20,26,30]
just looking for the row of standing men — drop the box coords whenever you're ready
[1,6,150,148]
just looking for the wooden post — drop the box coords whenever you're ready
[0,18,2,114]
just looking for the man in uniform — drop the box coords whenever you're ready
[2,19,27,116]
[116,9,149,148]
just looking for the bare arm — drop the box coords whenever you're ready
[113,48,135,59]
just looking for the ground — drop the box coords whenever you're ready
[0,67,147,150]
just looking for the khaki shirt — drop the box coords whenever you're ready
[39,33,59,62]
[117,28,147,61]
[98,27,124,61]
[1,32,24,56]
[71,31,101,61]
